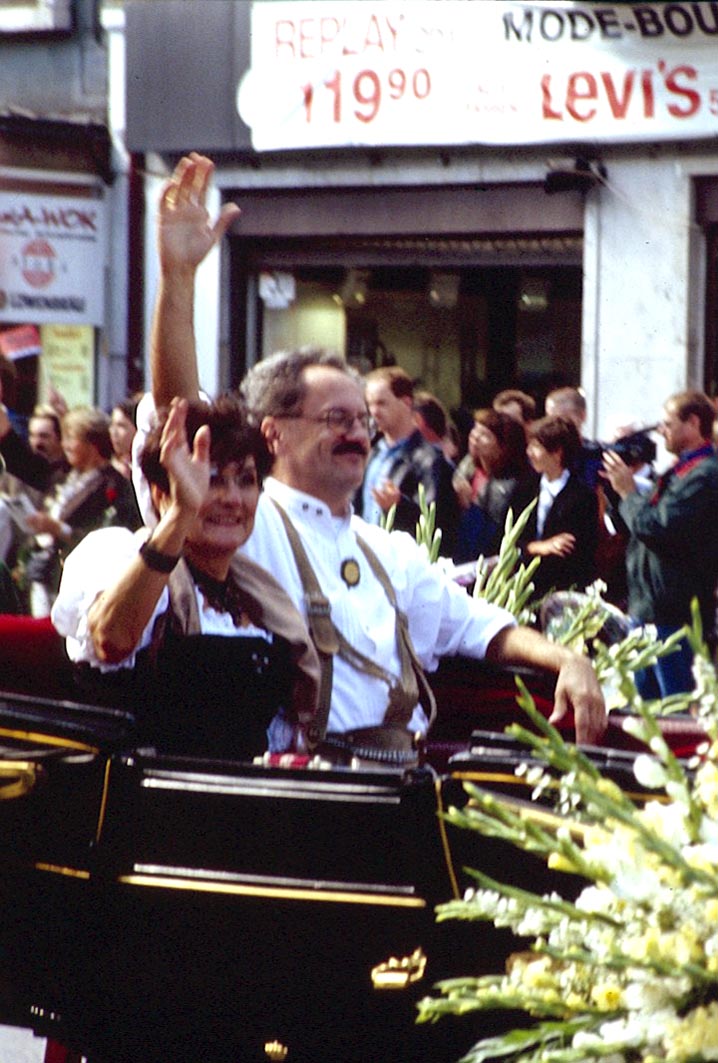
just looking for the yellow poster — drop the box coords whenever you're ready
[39,324,95,409]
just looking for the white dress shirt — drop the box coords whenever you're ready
[536,468,570,537]
[240,478,514,741]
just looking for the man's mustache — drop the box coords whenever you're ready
[333,441,369,457]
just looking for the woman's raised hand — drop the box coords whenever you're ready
[157,153,241,274]
[159,398,211,517]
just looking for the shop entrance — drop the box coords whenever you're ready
[226,180,586,428]
[231,246,582,430]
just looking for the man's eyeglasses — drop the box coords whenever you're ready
[280,408,372,434]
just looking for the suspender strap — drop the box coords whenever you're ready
[271,499,436,741]
[271,502,336,746]
[355,534,436,732]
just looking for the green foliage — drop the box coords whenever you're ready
[415,484,443,564]
[472,501,540,625]
[418,611,718,1063]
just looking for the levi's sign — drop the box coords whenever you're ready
[236,0,718,149]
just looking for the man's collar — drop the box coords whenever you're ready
[377,428,421,454]
[677,442,714,466]
[263,477,353,522]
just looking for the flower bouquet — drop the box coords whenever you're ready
[417,614,718,1063]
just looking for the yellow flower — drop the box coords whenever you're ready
[590,983,622,1011]
[595,777,624,803]
[695,762,718,818]
[663,1000,718,1059]
[660,927,701,966]
[548,852,578,873]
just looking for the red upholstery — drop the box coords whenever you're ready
[0,616,707,759]
[0,614,74,698]
[428,656,707,763]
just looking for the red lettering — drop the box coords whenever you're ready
[299,18,318,59]
[274,19,296,59]
[641,69,655,118]
[320,17,341,52]
[566,72,597,122]
[601,70,635,118]
[385,17,401,50]
[541,75,562,120]
[363,14,384,51]
[665,65,700,117]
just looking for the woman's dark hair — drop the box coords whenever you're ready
[413,390,448,438]
[113,393,141,427]
[474,408,530,477]
[141,395,271,495]
[529,415,582,469]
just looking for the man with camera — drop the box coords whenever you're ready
[602,390,718,697]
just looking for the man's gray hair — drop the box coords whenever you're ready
[241,348,363,424]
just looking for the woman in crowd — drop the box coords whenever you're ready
[521,414,598,601]
[52,396,319,760]
[8,406,141,617]
[109,395,139,480]
[454,408,537,562]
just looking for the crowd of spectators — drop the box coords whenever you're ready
[2,347,715,717]
[0,376,142,616]
[2,151,716,763]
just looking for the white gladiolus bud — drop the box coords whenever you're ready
[633,754,668,790]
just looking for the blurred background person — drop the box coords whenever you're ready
[602,390,718,697]
[413,389,460,463]
[0,404,141,616]
[109,395,140,480]
[0,405,69,565]
[454,408,537,563]
[493,388,536,429]
[521,415,599,601]
[360,366,458,556]
[545,385,602,489]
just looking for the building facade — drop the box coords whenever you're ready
[0,0,133,417]
[124,0,718,440]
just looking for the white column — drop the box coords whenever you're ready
[584,155,695,442]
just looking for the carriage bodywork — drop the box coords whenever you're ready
[0,616,704,1062]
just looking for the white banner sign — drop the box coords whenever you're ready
[238,0,718,150]
[0,192,106,326]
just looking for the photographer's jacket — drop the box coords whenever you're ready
[618,444,718,632]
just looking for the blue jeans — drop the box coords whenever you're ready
[634,623,694,699]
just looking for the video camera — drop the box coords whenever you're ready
[601,425,657,466]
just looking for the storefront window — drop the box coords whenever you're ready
[253,263,582,420]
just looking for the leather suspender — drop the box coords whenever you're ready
[354,535,436,732]
[271,500,436,744]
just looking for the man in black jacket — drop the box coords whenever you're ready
[602,389,718,696]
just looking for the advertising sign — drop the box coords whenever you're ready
[0,192,106,326]
[39,324,95,410]
[237,0,718,150]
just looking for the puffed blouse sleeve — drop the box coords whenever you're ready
[51,526,169,671]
